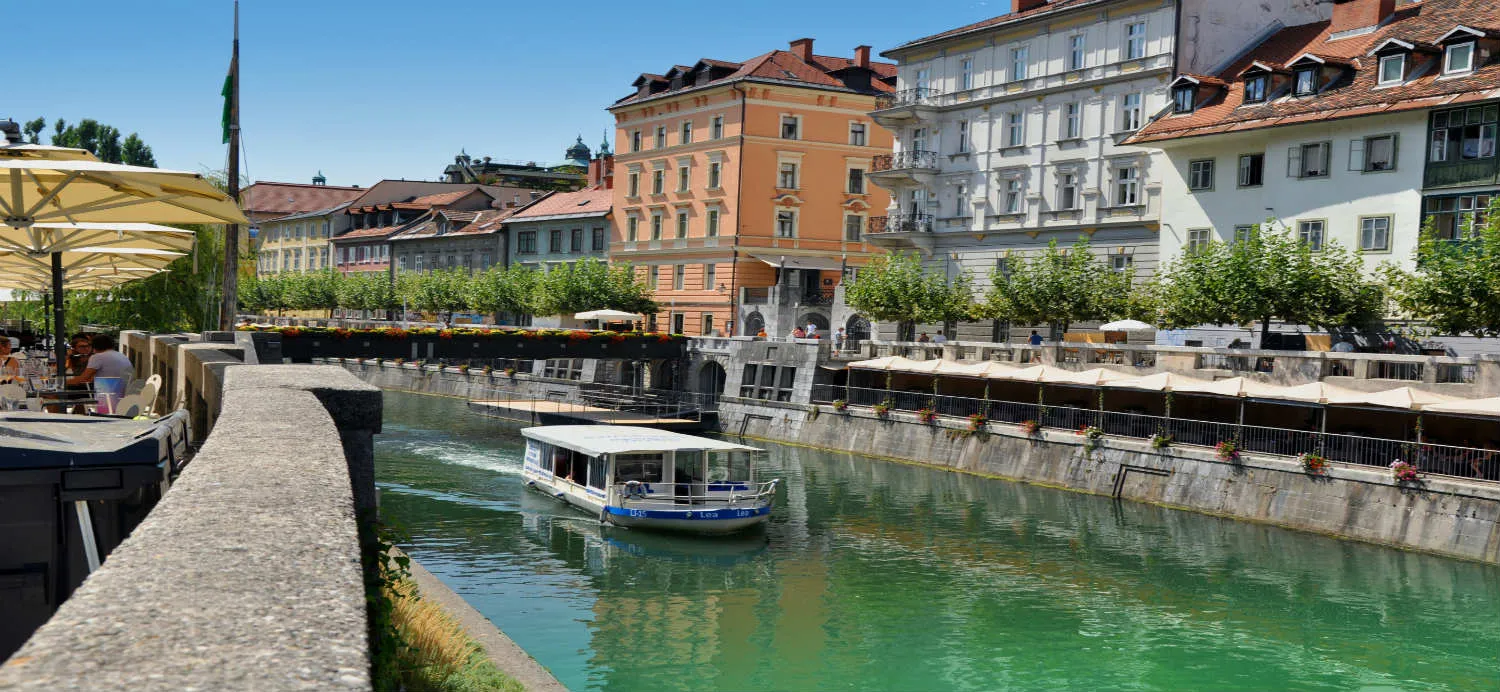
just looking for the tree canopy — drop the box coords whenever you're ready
[842,251,974,336]
[1383,205,1500,336]
[978,238,1137,330]
[24,117,157,167]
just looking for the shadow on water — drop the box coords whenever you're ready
[376,391,1500,692]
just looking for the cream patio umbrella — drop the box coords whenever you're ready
[0,153,244,377]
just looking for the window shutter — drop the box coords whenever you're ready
[1389,133,1399,170]
[1348,138,1365,171]
[1287,146,1302,178]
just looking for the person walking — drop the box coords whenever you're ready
[834,327,848,354]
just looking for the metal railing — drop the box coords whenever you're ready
[868,213,934,235]
[615,478,778,506]
[809,384,1500,481]
[872,150,940,172]
[874,88,941,110]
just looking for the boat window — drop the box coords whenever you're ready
[587,455,607,490]
[674,450,704,485]
[729,451,753,482]
[615,453,664,484]
[706,452,732,483]
[551,447,588,484]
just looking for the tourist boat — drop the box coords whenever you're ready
[520,425,777,534]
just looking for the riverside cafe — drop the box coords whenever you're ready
[831,356,1500,481]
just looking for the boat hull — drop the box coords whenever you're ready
[523,468,771,535]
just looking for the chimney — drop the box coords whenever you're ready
[1331,0,1396,34]
[1012,0,1048,12]
[790,38,814,62]
[854,45,871,69]
[529,191,543,200]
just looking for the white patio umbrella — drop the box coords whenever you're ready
[0,153,243,377]
[574,309,643,321]
[1100,319,1154,331]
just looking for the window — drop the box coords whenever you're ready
[915,68,930,91]
[778,162,798,189]
[676,211,689,238]
[960,57,974,90]
[412,252,423,271]
[954,182,969,217]
[1238,153,1265,187]
[708,161,722,188]
[1188,159,1215,190]
[1426,194,1492,239]
[654,126,666,148]
[1233,225,1256,244]
[1244,75,1267,104]
[1126,22,1146,60]
[844,214,863,241]
[1289,141,1331,178]
[1121,93,1142,131]
[630,131,642,152]
[1173,86,1196,114]
[1115,166,1139,205]
[775,210,796,238]
[1064,103,1081,139]
[706,208,720,237]
[549,229,563,253]
[1379,54,1406,85]
[680,120,692,144]
[1430,105,1498,162]
[849,122,867,146]
[957,120,970,153]
[911,126,927,151]
[710,115,724,139]
[652,169,665,194]
[1445,42,1476,74]
[570,228,584,253]
[678,165,690,192]
[1057,172,1078,210]
[1187,228,1211,253]
[1006,112,1024,147]
[1069,35,1086,71]
[847,168,865,194]
[646,265,658,288]
[518,231,537,254]
[1360,216,1391,251]
[673,264,685,290]
[651,213,663,240]
[780,115,800,140]
[1354,134,1397,172]
[1298,220,1325,250]
[1010,46,1028,81]
[1294,67,1317,96]
[1111,255,1133,272]
[627,172,640,197]
[701,313,714,336]
[1004,179,1022,213]
[704,263,716,289]
[626,217,639,241]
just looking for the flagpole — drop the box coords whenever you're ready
[218,0,241,331]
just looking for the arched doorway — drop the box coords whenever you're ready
[651,360,679,391]
[798,313,830,334]
[846,314,871,341]
[696,361,726,406]
[743,311,765,336]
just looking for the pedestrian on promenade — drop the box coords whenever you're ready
[834,327,847,354]
[933,330,947,344]
[917,332,930,343]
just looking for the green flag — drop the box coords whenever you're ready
[220,71,233,144]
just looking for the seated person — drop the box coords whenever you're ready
[66,334,132,388]
[0,338,18,383]
[65,333,93,385]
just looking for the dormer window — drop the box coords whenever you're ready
[1172,85,1196,113]
[1244,75,1267,104]
[1294,67,1317,96]
[1444,42,1476,74]
[1378,54,1406,85]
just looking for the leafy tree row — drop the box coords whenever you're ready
[1383,202,1500,337]
[22,117,156,167]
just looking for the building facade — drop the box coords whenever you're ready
[609,38,896,337]
[330,181,532,275]
[255,201,352,276]
[1131,0,1500,274]
[389,207,516,275]
[868,0,1326,340]
[504,186,612,270]
[239,176,363,270]
[441,135,601,190]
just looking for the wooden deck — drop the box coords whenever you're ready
[467,399,702,428]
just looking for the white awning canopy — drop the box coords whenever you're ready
[574,309,642,321]
[748,252,846,271]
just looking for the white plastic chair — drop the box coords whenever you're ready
[0,382,24,409]
[112,394,145,418]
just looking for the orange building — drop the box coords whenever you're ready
[608,38,895,337]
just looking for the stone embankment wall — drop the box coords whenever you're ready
[720,399,1500,564]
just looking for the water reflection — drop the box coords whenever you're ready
[377,391,1500,692]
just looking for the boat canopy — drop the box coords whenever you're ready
[521,425,761,457]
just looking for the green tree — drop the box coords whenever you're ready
[1157,225,1382,338]
[1383,206,1500,336]
[465,264,540,319]
[286,270,341,316]
[980,238,1135,331]
[21,117,45,144]
[40,118,156,166]
[532,258,657,317]
[336,271,397,315]
[399,269,472,323]
[843,251,976,339]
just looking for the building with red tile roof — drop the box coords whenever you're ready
[239,177,363,224]
[330,182,537,275]
[1132,0,1499,274]
[504,186,612,271]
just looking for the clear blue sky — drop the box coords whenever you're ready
[4,0,1002,188]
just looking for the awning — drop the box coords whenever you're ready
[1422,397,1500,416]
[747,252,846,271]
[1172,376,1285,398]
[1105,372,1214,392]
[1325,386,1460,411]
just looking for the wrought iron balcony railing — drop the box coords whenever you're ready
[868,213,934,235]
[871,150,939,173]
[874,88,941,110]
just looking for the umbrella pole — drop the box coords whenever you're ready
[52,252,65,382]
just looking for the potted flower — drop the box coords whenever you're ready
[1390,459,1420,483]
[393,358,406,366]
[1299,452,1329,475]
[1079,425,1104,452]
[917,407,938,424]
[873,399,894,417]
[482,364,494,376]
[503,367,517,378]
[1151,433,1173,450]
[1215,440,1241,462]
[967,413,988,432]
[1020,419,1041,436]
[831,399,849,412]
[457,363,470,375]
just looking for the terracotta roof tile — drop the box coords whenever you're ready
[333,224,405,241]
[239,181,363,216]
[614,46,895,106]
[1130,0,1500,145]
[507,186,612,222]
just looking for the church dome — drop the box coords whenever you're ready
[565,135,591,166]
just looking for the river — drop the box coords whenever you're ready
[375,390,1500,691]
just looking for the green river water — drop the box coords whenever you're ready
[375,391,1500,691]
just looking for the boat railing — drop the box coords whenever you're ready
[616,478,779,506]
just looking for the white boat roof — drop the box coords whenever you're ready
[521,425,761,456]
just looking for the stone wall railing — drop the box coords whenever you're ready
[1,334,382,690]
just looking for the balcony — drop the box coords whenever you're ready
[1424,159,1500,189]
[869,150,940,188]
[785,287,836,307]
[871,88,941,127]
[864,213,936,252]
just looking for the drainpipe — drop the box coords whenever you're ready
[730,83,749,335]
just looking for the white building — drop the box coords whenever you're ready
[1133,0,1500,275]
[867,0,1326,340]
